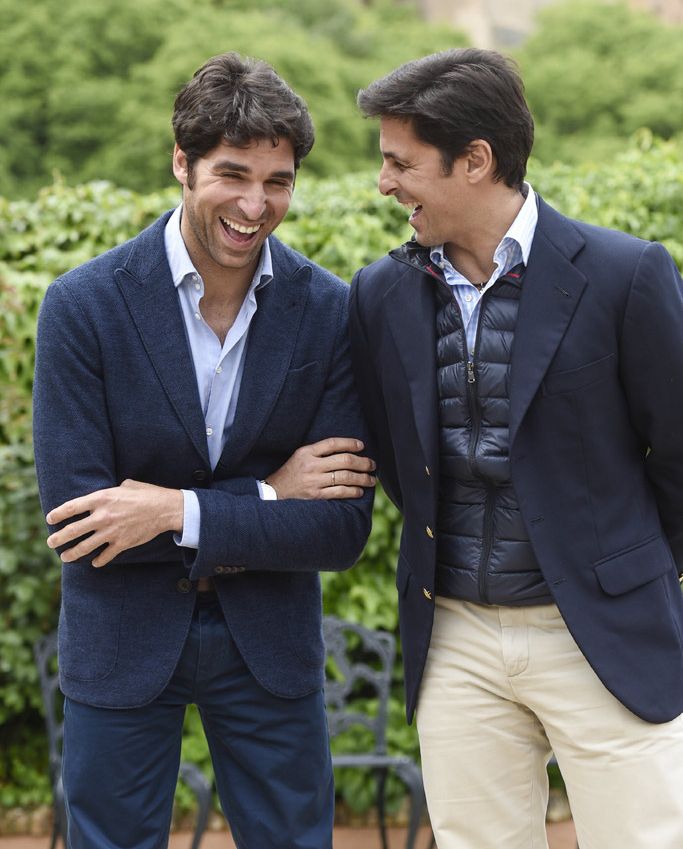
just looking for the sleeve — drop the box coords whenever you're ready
[185,291,374,579]
[618,242,683,567]
[348,269,403,511]
[33,281,118,516]
[33,280,180,565]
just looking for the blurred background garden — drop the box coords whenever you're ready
[1,0,683,835]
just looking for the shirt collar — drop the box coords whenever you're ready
[430,182,538,271]
[164,204,273,291]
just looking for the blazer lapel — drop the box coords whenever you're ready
[384,267,439,473]
[114,213,210,465]
[217,242,310,471]
[509,200,587,446]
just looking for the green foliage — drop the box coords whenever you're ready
[2,136,683,815]
[0,0,464,198]
[518,1,683,165]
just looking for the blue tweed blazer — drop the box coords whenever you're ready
[33,211,372,708]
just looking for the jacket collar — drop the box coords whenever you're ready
[382,196,588,453]
[113,212,312,472]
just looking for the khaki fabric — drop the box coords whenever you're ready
[417,597,683,849]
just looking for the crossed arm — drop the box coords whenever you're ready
[45,437,376,568]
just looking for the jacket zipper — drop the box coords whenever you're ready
[464,297,496,604]
[397,249,499,602]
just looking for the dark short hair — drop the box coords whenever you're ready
[173,52,315,174]
[357,48,534,190]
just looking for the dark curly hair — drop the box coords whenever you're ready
[173,52,315,180]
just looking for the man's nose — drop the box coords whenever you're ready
[378,163,396,197]
[238,186,267,220]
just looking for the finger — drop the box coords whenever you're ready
[325,470,376,488]
[92,544,118,568]
[59,532,108,563]
[316,485,366,500]
[46,495,97,525]
[47,516,98,549]
[305,437,365,458]
[319,453,376,473]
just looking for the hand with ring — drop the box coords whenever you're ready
[265,437,376,500]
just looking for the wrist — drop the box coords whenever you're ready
[163,488,185,533]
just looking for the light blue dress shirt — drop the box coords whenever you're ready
[430,183,538,354]
[163,205,273,548]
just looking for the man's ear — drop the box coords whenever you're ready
[172,144,189,187]
[465,139,494,184]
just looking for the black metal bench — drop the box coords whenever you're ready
[323,615,429,849]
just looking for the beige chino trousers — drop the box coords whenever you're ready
[416,597,683,849]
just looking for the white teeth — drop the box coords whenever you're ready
[220,217,261,234]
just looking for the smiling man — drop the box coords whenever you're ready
[32,53,375,849]
[349,49,683,849]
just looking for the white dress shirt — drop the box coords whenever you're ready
[163,205,273,548]
[430,183,538,354]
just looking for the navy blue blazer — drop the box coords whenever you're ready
[350,197,683,724]
[33,211,372,708]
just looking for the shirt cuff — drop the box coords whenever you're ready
[258,480,277,500]
[174,489,200,549]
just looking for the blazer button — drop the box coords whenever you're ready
[214,566,225,575]
[176,578,193,593]
[426,526,434,539]
[192,470,208,482]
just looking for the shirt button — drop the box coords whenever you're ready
[215,365,223,374]
[194,283,201,291]
[176,578,193,594]
[206,427,213,436]
[465,294,473,302]
[194,312,201,320]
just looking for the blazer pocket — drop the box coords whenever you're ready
[593,535,675,596]
[542,353,616,396]
[60,565,124,681]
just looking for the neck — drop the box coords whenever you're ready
[444,185,525,282]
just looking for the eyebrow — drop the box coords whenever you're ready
[211,159,295,181]
[380,150,405,164]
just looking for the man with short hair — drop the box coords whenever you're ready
[33,52,374,849]
[349,48,683,848]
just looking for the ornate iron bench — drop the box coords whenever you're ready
[323,615,429,849]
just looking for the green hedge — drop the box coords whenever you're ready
[1,133,683,816]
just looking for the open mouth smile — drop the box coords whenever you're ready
[219,216,262,244]
[399,201,423,225]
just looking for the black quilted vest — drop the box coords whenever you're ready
[433,265,552,606]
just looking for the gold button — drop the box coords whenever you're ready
[423,588,432,600]
[426,526,434,539]
[425,466,431,476]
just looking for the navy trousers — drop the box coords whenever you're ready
[62,593,334,849]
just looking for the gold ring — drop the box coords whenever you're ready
[332,471,336,486]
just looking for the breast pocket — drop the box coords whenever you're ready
[542,353,616,396]
[260,361,323,446]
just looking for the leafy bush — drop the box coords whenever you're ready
[519,1,683,166]
[0,0,464,198]
[2,135,683,817]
